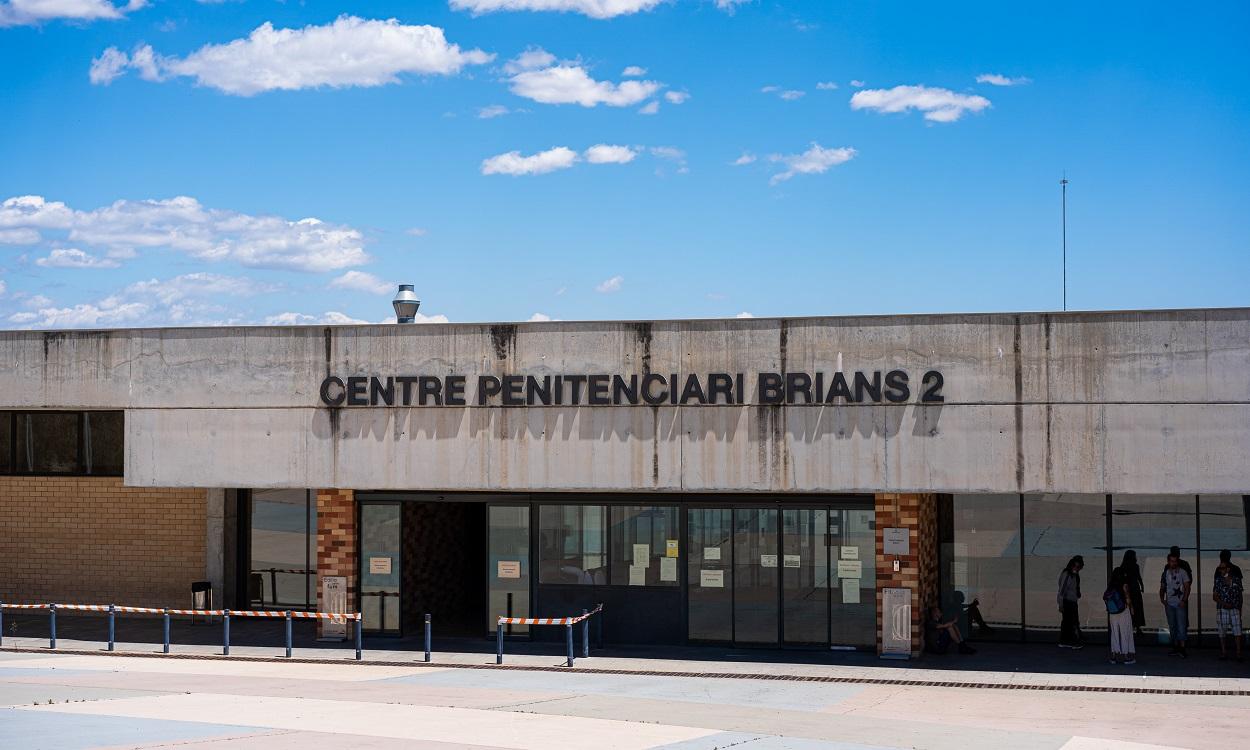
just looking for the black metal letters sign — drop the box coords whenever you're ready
[319,370,945,407]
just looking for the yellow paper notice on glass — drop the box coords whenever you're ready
[665,539,679,557]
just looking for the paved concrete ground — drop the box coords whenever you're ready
[1,642,1248,749]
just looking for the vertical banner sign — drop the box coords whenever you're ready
[881,587,912,659]
[320,576,347,641]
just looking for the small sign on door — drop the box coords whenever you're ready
[368,557,392,575]
[497,560,521,579]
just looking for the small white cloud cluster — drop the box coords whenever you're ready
[451,0,662,19]
[0,0,146,27]
[768,143,856,185]
[850,84,990,122]
[761,85,804,101]
[89,16,493,95]
[505,49,662,108]
[595,275,623,293]
[1,194,368,272]
[976,73,1031,87]
[481,144,637,175]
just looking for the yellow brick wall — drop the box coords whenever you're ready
[0,476,206,607]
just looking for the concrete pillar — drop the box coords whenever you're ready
[875,492,939,657]
[316,489,357,635]
[205,488,225,605]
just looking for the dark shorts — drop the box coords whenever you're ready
[926,629,952,654]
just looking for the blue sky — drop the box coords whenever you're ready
[1,1,1247,328]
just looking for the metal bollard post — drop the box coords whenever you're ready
[285,611,292,658]
[582,609,589,658]
[108,604,115,651]
[354,615,362,661]
[496,622,504,664]
[424,613,431,663]
[163,609,170,654]
[50,604,57,649]
[223,610,230,656]
[566,623,574,667]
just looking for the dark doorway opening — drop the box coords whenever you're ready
[401,502,487,636]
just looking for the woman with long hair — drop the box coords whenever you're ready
[1121,549,1146,633]
[1108,553,1138,664]
[1057,555,1085,648]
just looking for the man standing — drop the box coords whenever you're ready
[1213,551,1244,662]
[1160,552,1192,658]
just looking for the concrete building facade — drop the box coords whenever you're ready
[1,308,1247,656]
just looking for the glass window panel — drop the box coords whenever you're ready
[489,505,531,633]
[1111,494,1197,645]
[0,412,11,473]
[733,508,779,645]
[1023,494,1108,641]
[1199,495,1249,637]
[306,496,318,607]
[538,505,606,585]
[84,411,124,476]
[687,507,733,641]
[249,489,311,610]
[942,494,1022,640]
[782,508,828,645]
[17,412,80,474]
[360,502,402,632]
[610,506,679,586]
[831,508,876,647]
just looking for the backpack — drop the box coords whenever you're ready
[1103,586,1126,614]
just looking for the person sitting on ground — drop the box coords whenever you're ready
[925,605,976,655]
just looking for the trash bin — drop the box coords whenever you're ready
[191,581,213,625]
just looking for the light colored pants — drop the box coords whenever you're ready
[1109,609,1135,657]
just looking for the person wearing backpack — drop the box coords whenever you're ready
[1107,552,1137,665]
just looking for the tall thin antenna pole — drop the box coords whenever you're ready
[1060,173,1068,311]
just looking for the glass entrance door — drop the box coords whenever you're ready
[830,508,876,647]
[782,508,830,646]
[733,508,780,645]
[359,501,402,634]
[487,504,531,634]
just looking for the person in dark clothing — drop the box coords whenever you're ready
[1120,550,1146,633]
[925,605,976,655]
[1218,549,1244,582]
[1057,555,1085,649]
[1168,545,1193,632]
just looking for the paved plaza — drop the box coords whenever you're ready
[2,640,1248,750]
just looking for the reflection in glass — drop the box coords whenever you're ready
[360,503,402,632]
[1111,494,1197,644]
[249,489,313,610]
[1198,496,1248,636]
[610,506,679,586]
[1023,494,1108,641]
[83,411,124,476]
[0,412,10,473]
[538,505,606,585]
[782,508,828,645]
[733,508,779,645]
[941,495,1022,640]
[488,505,530,633]
[831,508,876,647]
[688,507,733,641]
[17,412,79,474]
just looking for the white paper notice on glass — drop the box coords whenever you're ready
[632,543,650,565]
[760,554,778,568]
[842,584,861,604]
[952,561,969,587]
[497,560,521,579]
[704,547,722,561]
[783,554,801,568]
[368,557,392,575]
[840,546,859,560]
[629,565,646,586]
[700,570,725,588]
[660,557,678,582]
[837,559,863,579]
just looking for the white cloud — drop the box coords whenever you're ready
[0,0,146,27]
[622,65,646,77]
[503,47,556,75]
[595,275,623,293]
[0,279,5,297]
[850,84,990,122]
[481,146,579,175]
[664,90,689,104]
[528,312,554,322]
[8,299,148,328]
[638,100,659,115]
[405,227,428,237]
[125,272,275,306]
[23,294,52,308]
[0,227,40,244]
[264,310,370,326]
[35,248,121,269]
[760,85,779,93]
[976,73,1031,87]
[91,16,493,96]
[735,311,754,318]
[650,146,688,175]
[329,270,392,295]
[850,79,864,87]
[584,144,637,164]
[768,143,856,185]
[89,47,129,85]
[1,194,369,272]
[715,0,751,11]
[450,0,662,19]
[779,89,805,101]
[509,63,661,107]
[478,104,510,119]
[816,81,838,90]
[731,152,756,166]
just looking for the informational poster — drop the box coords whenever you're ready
[760,554,778,568]
[700,570,725,588]
[497,560,521,579]
[841,546,859,560]
[319,576,347,641]
[369,557,392,575]
[629,565,646,586]
[842,584,861,604]
[704,547,721,561]
[882,587,912,659]
[665,539,679,558]
[660,557,678,582]
[883,527,910,556]
[837,559,863,579]
[632,543,650,564]
[783,554,801,568]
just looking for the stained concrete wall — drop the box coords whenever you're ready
[1,308,1247,493]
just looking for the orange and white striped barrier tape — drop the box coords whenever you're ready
[1,603,360,620]
[498,603,603,626]
[0,603,50,610]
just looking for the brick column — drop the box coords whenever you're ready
[316,489,357,633]
[875,492,939,657]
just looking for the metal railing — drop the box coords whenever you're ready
[496,604,604,667]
